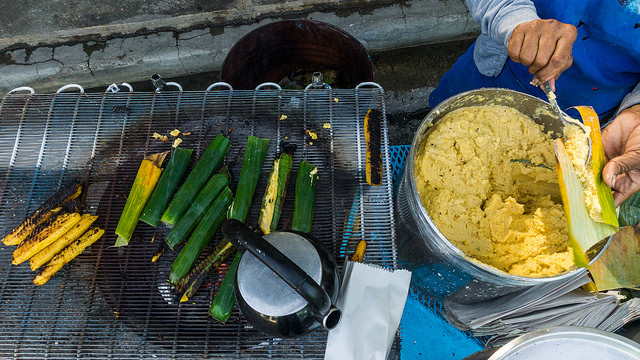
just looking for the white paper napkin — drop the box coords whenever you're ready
[324,261,412,360]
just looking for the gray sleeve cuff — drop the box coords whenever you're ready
[496,7,540,47]
[464,0,540,47]
[616,83,640,117]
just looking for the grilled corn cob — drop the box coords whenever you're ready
[364,108,383,186]
[29,213,98,271]
[168,187,233,285]
[139,147,193,227]
[2,184,82,246]
[351,240,367,262]
[291,161,319,234]
[258,143,296,235]
[33,227,104,286]
[161,134,231,227]
[12,212,82,265]
[176,241,235,302]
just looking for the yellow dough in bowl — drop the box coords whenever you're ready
[414,105,574,277]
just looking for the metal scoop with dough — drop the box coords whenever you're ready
[543,81,592,165]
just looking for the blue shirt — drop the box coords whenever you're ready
[466,0,640,116]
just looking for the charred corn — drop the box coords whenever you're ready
[291,161,319,234]
[2,184,82,246]
[29,213,98,271]
[351,240,367,262]
[12,212,82,265]
[364,108,383,186]
[258,143,296,235]
[33,227,104,286]
[161,134,231,227]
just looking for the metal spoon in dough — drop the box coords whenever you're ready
[543,81,592,165]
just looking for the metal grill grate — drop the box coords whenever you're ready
[0,83,397,359]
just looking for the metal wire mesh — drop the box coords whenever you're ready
[0,84,397,359]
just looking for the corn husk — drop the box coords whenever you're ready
[555,106,618,267]
[574,106,618,227]
[114,151,167,247]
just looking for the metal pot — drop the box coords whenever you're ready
[220,19,374,89]
[222,219,341,337]
[488,326,640,360]
[396,88,610,304]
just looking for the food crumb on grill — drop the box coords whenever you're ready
[284,136,289,140]
[334,98,339,103]
[305,130,318,140]
[182,132,191,136]
[170,129,181,137]
[323,123,331,129]
[151,247,164,263]
[152,132,169,142]
[172,138,183,148]
[279,115,288,121]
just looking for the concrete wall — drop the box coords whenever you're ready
[0,0,478,94]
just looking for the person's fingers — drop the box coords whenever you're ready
[601,106,640,160]
[532,34,575,83]
[518,32,540,67]
[508,27,526,63]
[602,151,640,188]
[528,36,556,75]
[610,172,640,206]
[601,119,626,160]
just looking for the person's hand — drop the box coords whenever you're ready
[508,19,577,88]
[602,104,640,206]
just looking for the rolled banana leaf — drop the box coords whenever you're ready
[555,106,618,267]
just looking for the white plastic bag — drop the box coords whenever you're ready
[324,261,412,360]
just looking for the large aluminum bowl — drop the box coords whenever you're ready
[396,88,607,304]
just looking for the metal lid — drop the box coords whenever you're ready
[237,232,323,317]
[488,326,640,360]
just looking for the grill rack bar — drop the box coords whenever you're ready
[0,82,397,359]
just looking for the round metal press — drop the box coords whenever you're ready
[237,231,324,317]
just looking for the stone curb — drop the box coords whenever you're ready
[0,0,478,94]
